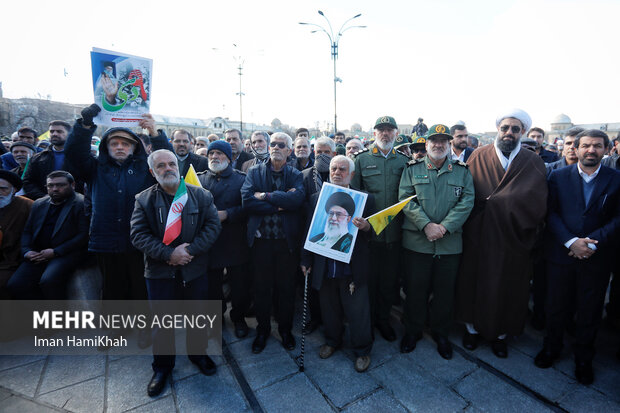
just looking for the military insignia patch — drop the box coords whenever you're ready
[448,164,453,171]
[454,186,463,197]
[381,116,389,124]
[435,125,446,133]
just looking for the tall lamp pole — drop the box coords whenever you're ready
[300,11,365,135]
[233,45,245,133]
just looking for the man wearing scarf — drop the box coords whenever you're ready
[456,109,547,358]
[242,131,271,172]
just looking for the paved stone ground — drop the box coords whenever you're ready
[0,299,618,413]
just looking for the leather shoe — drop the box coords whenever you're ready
[252,334,268,354]
[147,371,169,397]
[534,348,558,369]
[234,320,249,339]
[191,355,217,376]
[354,356,371,373]
[280,331,296,351]
[491,338,508,358]
[376,323,397,342]
[302,319,320,335]
[575,361,594,385]
[319,344,336,359]
[400,332,422,353]
[433,334,453,360]
[462,331,479,351]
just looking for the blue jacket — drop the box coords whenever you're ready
[64,120,171,253]
[545,164,620,266]
[241,161,305,250]
[198,165,249,268]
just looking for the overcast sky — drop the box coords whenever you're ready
[2,0,619,133]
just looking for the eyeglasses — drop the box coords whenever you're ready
[327,211,349,219]
[269,142,287,149]
[500,125,522,133]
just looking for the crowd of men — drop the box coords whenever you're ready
[0,104,619,397]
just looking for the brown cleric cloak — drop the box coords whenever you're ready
[456,144,547,339]
[0,196,33,289]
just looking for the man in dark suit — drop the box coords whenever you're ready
[169,129,209,177]
[449,124,474,163]
[225,129,253,171]
[7,171,88,299]
[301,155,375,372]
[534,129,620,385]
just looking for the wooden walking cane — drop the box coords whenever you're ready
[298,267,310,372]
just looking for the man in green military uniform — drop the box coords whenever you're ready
[398,124,475,358]
[351,116,409,341]
[395,134,413,158]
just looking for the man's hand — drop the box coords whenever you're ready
[168,243,194,266]
[568,238,597,259]
[300,265,312,277]
[352,217,370,232]
[424,222,445,242]
[254,192,265,200]
[81,104,101,127]
[24,251,41,262]
[139,113,158,137]
[101,74,119,104]
[38,249,55,261]
[217,210,228,222]
[287,188,296,192]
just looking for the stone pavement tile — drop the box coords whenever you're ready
[38,376,104,413]
[0,359,45,397]
[125,395,175,413]
[340,389,408,413]
[107,355,171,412]
[508,332,547,358]
[0,355,46,372]
[303,349,379,408]
[0,395,61,413]
[0,387,12,402]
[589,363,620,402]
[255,372,332,413]
[38,355,105,395]
[558,384,620,412]
[175,365,250,413]
[370,356,467,412]
[172,354,226,381]
[227,336,299,391]
[405,337,477,385]
[473,344,575,402]
[454,369,553,413]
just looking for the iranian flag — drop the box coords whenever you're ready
[162,178,188,245]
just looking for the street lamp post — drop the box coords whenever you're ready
[300,11,365,135]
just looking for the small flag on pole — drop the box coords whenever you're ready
[184,164,201,187]
[366,195,416,235]
[162,178,188,245]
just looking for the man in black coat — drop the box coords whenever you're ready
[169,129,209,177]
[301,155,375,372]
[534,129,620,385]
[197,140,251,338]
[130,149,221,397]
[225,128,253,171]
[449,124,474,163]
[7,171,88,299]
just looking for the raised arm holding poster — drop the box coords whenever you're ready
[90,47,152,127]
[304,183,367,264]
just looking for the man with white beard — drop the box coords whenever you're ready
[242,131,270,172]
[351,116,409,342]
[198,141,251,338]
[131,149,221,397]
[398,125,474,358]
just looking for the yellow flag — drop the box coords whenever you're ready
[184,164,201,187]
[38,131,50,141]
[366,195,416,235]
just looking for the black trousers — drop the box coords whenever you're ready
[252,239,297,335]
[319,278,372,357]
[369,242,401,326]
[146,274,209,373]
[7,251,85,299]
[97,251,147,300]
[545,260,611,362]
[208,264,250,323]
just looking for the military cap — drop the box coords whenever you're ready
[325,191,356,217]
[374,116,398,129]
[425,124,453,140]
[395,134,412,149]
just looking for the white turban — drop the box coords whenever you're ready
[495,109,532,132]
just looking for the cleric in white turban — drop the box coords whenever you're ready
[495,108,532,133]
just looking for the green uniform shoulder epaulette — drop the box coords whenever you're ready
[407,158,424,166]
[454,160,468,168]
[352,147,370,157]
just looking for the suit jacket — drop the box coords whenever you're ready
[179,152,209,178]
[545,164,620,266]
[232,151,253,171]
[21,192,89,257]
[463,147,474,162]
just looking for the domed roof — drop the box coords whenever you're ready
[552,113,571,124]
[351,123,362,132]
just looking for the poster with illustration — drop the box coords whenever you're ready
[304,183,368,264]
[90,48,152,127]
